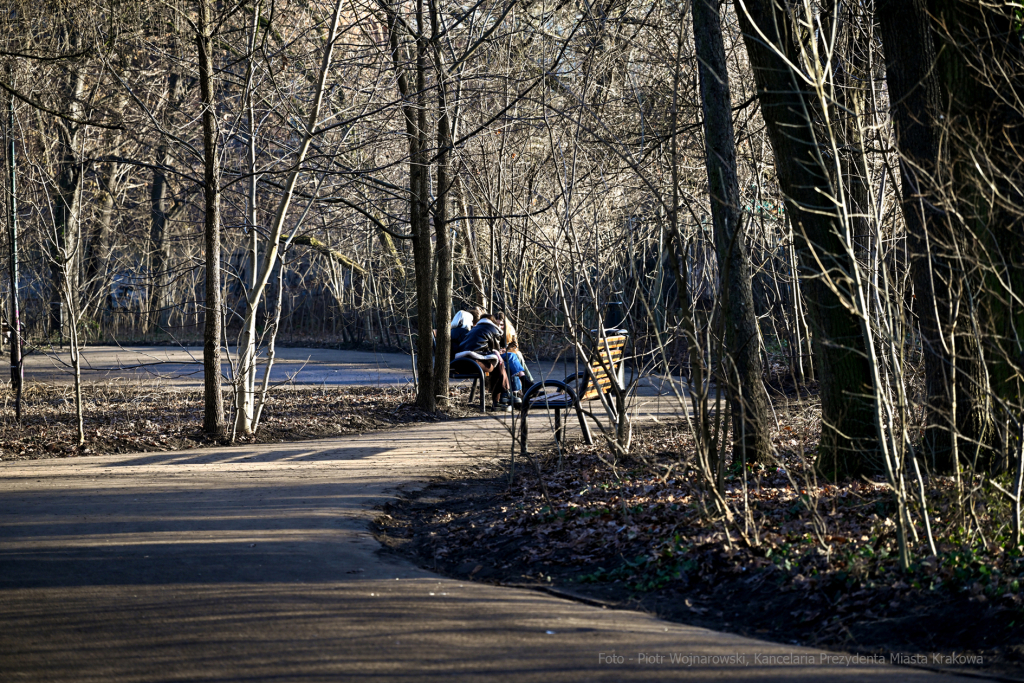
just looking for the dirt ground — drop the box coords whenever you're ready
[375,418,1024,682]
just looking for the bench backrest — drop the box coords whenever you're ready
[581,335,627,400]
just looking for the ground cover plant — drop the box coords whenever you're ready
[0,383,473,460]
[376,405,1024,679]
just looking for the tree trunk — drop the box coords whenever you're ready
[233,0,345,436]
[879,0,1020,471]
[410,19,435,411]
[386,0,436,411]
[84,160,116,315]
[235,1,262,438]
[734,0,878,476]
[197,0,224,437]
[929,0,1022,469]
[48,56,86,342]
[7,87,22,421]
[430,0,454,408]
[693,0,773,464]
[149,144,174,332]
[877,0,962,471]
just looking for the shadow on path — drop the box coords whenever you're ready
[0,415,963,681]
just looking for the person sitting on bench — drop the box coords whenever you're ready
[493,312,534,401]
[453,314,510,411]
[449,306,484,360]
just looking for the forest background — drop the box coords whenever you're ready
[2,0,1024,628]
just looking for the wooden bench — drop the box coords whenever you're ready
[519,379,593,459]
[516,330,628,457]
[564,330,629,421]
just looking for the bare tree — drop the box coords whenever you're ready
[733,0,879,477]
[693,0,772,464]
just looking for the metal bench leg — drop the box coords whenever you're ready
[517,402,531,482]
[554,408,563,444]
[574,401,593,445]
[520,405,529,457]
[477,367,486,412]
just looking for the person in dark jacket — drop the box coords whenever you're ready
[448,306,484,359]
[453,314,510,410]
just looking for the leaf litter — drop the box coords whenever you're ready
[7,380,1024,676]
[0,382,475,459]
[375,412,1024,679]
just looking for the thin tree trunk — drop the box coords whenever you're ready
[253,256,286,432]
[386,0,436,410]
[7,86,22,421]
[84,160,116,315]
[430,0,454,408]
[411,15,435,411]
[50,63,85,342]
[233,0,346,434]
[693,0,773,464]
[236,0,262,436]
[148,144,174,332]
[197,0,224,437]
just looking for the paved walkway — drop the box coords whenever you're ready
[16,345,690,399]
[0,406,965,681]
[18,345,418,387]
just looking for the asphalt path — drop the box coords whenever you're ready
[0,348,965,681]
[16,344,690,397]
[18,345,417,387]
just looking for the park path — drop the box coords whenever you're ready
[18,344,689,401]
[0,408,967,682]
[18,345,418,387]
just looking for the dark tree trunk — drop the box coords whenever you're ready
[430,0,453,408]
[386,0,436,411]
[8,87,22,421]
[692,0,772,464]
[929,0,1023,468]
[734,0,879,477]
[880,0,1021,471]
[197,0,224,437]
[877,0,962,471]
[149,144,173,332]
[411,0,436,411]
[83,161,115,315]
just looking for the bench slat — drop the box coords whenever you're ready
[580,336,626,400]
